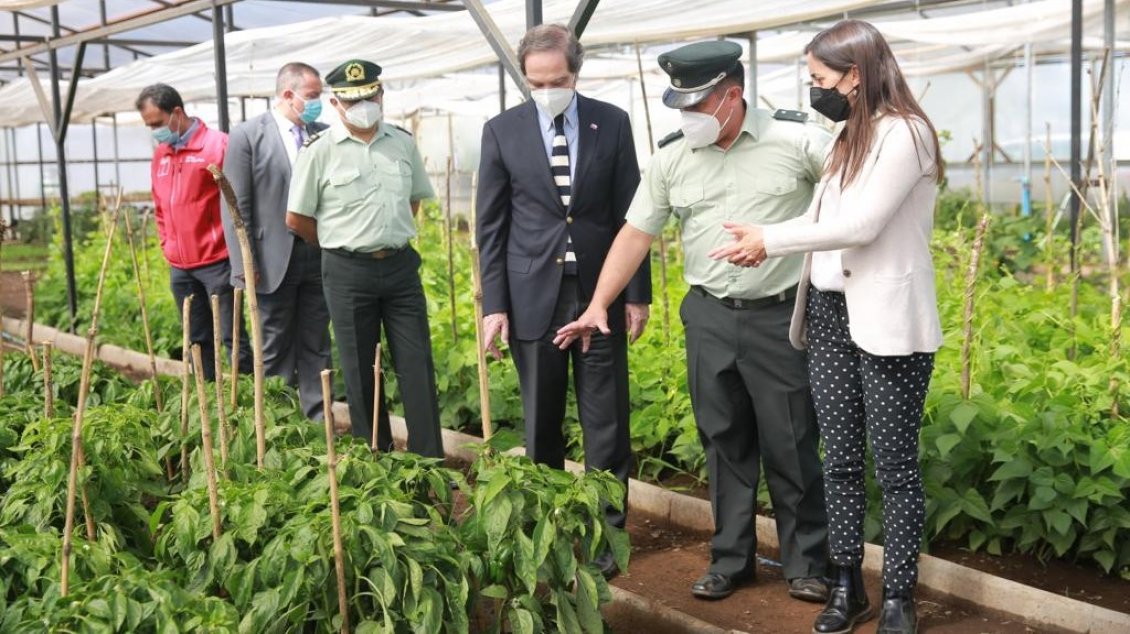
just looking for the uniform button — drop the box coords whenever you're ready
[556,257,564,265]
[843,269,852,277]
[566,216,573,224]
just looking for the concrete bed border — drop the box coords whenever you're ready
[5,316,1127,634]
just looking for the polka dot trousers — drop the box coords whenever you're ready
[805,287,934,592]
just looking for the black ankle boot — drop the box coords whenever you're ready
[877,586,917,634]
[812,565,873,634]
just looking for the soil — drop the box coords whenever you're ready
[3,266,1126,632]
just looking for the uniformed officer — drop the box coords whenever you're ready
[554,41,832,602]
[286,59,443,458]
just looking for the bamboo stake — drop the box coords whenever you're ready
[445,155,457,340]
[635,40,670,344]
[191,344,223,540]
[61,192,123,595]
[179,295,193,483]
[122,208,164,411]
[230,287,242,410]
[211,295,231,472]
[468,173,494,441]
[371,342,382,452]
[42,341,53,418]
[208,165,266,469]
[0,222,4,399]
[960,213,991,400]
[321,369,350,634]
[21,271,38,371]
[1043,123,1055,289]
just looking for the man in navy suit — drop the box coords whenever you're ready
[222,62,332,419]
[476,23,651,579]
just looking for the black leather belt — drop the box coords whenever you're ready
[326,245,407,260]
[691,285,797,310]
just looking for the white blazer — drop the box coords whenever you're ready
[762,114,943,356]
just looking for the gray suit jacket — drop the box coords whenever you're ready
[221,111,328,294]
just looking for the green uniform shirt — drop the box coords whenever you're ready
[288,121,435,252]
[626,107,830,300]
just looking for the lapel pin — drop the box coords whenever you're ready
[590,123,599,130]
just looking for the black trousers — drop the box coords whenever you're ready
[169,259,252,381]
[680,289,828,581]
[805,287,934,592]
[257,238,332,420]
[510,277,632,528]
[321,247,443,458]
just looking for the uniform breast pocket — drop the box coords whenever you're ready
[329,168,363,200]
[752,176,798,197]
[380,160,413,197]
[669,183,705,220]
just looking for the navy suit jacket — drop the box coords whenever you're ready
[476,95,651,341]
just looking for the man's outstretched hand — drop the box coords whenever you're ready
[553,306,610,353]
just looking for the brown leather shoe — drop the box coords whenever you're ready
[788,576,830,603]
[692,572,749,600]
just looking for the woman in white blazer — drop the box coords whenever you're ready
[709,20,944,634]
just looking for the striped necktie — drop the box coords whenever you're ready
[552,113,577,275]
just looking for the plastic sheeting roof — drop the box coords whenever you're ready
[0,0,1124,127]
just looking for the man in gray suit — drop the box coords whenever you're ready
[222,62,332,419]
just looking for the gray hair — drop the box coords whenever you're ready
[517,24,583,75]
[275,62,320,96]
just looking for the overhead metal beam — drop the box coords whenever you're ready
[268,0,464,10]
[568,0,600,38]
[150,0,242,30]
[12,10,154,60]
[213,1,230,133]
[1069,0,1081,274]
[0,0,240,66]
[49,4,78,330]
[463,0,528,100]
[526,0,542,30]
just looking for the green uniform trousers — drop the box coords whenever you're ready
[679,287,827,581]
[321,246,443,458]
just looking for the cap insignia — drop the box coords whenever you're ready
[345,63,365,82]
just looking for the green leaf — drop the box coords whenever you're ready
[485,493,513,552]
[959,489,993,524]
[988,458,1031,482]
[574,567,603,634]
[480,584,508,600]
[509,607,536,634]
[514,530,537,595]
[935,433,963,459]
[948,402,978,434]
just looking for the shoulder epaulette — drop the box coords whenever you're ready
[773,109,808,123]
[389,123,413,137]
[657,129,684,148]
[302,130,326,148]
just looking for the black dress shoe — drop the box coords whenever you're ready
[812,565,872,634]
[788,576,829,603]
[691,572,746,600]
[593,551,619,580]
[876,587,917,634]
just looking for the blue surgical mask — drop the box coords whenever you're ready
[152,125,179,145]
[298,97,322,124]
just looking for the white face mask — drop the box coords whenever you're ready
[530,88,575,118]
[679,92,735,149]
[343,100,382,130]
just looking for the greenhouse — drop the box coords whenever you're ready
[0,0,1126,632]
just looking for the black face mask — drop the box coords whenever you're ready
[810,86,851,122]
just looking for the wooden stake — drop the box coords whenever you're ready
[468,173,494,441]
[61,191,123,595]
[191,345,223,540]
[445,155,457,341]
[634,41,670,343]
[211,295,231,473]
[122,208,163,411]
[42,341,53,418]
[1043,123,1055,290]
[960,213,991,400]
[371,343,382,452]
[208,165,266,469]
[230,287,242,410]
[179,295,193,483]
[321,369,350,634]
[21,271,38,371]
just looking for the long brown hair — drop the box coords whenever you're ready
[805,20,944,187]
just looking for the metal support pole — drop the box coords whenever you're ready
[498,63,506,114]
[748,31,758,108]
[10,128,22,224]
[212,1,230,133]
[111,112,121,188]
[36,122,46,212]
[1022,43,1033,216]
[464,0,528,99]
[99,0,110,72]
[568,0,600,38]
[525,0,542,30]
[91,120,100,198]
[3,128,15,224]
[50,4,79,330]
[982,59,993,206]
[12,13,23,77]
[1102,0,1115,214]
[1069,0,1082,272]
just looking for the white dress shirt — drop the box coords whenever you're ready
[271,106,302,166]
